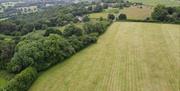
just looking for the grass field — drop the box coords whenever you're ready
[127,0,180,6]
[29,22,180,91]
[89,6,153,20]
[89,8,119,19]
[120,6,153,20]
[0,78,6,87]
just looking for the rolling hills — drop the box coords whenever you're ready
[29,22,180,91]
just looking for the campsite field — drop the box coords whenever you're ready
[29,22,180,91]
[127,0,180,6]
[89,6,153,20]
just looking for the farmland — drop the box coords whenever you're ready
[89,8,119,19]
[29,22,180,91]
[89,5,153,20]
[127,0,180,6]
[120,6,153,20]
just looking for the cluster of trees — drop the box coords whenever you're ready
[107,13,127,20]
[0,20,35,36]
[152,5,180,23]
[6,21,111,73]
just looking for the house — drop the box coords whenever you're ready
[1,2,18,9]
[16,5,38,14]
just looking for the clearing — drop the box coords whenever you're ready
[120,5,153,20]
[29,22,180,91]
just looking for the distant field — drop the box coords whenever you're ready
[89,8,119,19]
[127,0,180,6]
[89,6,153,20]
[29,22,180,91]
[120,6,153,20]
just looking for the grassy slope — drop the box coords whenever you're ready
[29,22,180,91]
[127,0,180,6]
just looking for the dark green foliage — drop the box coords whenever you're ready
[108,14,115,20]
[152,5,168,21]
[80,33,98,46]
[7,21,111,73]
[0,21,18,35]
[118,14,127,20]
[0,39,16,69]
[83,21,111,35]
[68,36,84,52]
[82,16,90,22]
[0,67,38,91]
[151,5,180,23]
[44,28,62,36]
[63,24,83,37]
[7,34,75,73]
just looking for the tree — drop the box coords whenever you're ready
[108,14,115,20]
[44,28,62,36]
[151,5,168,21]
[82,16,90,22]
[63,24,83,37]
[118,14,127,20]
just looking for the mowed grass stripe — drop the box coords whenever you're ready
[29,22,180,91]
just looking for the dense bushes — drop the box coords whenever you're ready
[83,21,111,35]
[152,5,180,23]
[63,24,83,37]
[0,67,38,91]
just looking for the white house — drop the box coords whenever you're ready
[16,6,38,14]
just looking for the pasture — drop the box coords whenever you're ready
[127,0,180,6]
[29,22,180,91]
[89,8,119,19]
[120,6,153,20]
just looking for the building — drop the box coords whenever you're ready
[1,2,18,9]
[16,5,38,14]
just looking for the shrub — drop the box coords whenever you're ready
[108,14,115,20]
[63,24,83,37]
[44,28,62,36]
[118,14,127,20]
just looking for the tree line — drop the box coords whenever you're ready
[151,5,180,23]
[0,20,112,91]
